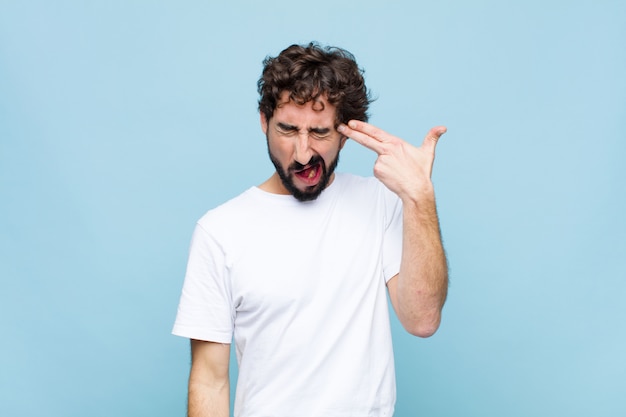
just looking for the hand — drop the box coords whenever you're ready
[338,121,447,201]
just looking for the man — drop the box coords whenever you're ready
[173,42,448,417]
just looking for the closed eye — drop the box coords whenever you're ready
[310,132,331,140]
[276,123,298,136]
[309,128,332,140]
[275,123,334,140]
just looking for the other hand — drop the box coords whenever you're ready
[338,121,446,202]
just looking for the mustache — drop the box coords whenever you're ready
[289,155,323,171]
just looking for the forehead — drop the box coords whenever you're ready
[273,91,337,126]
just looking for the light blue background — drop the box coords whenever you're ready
[1,1,624,416]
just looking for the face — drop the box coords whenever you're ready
[261,92,347,201]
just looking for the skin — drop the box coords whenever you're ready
[188,340,230,417]
[188,93,449,416]
[258,92,347,197]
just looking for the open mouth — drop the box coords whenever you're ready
[294,162,322,185]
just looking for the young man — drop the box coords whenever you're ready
[173,42,448,417]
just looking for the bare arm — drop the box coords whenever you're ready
[188,339,231,417]
[387,189,448,337]
[338,122,448,337]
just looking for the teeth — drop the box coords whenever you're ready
[308,168,316,178]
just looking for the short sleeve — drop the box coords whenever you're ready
[172,223,234,343]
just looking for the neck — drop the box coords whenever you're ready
[258,173,289,195]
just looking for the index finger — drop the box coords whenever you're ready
[347,120,390,141]
[337,121,386,154]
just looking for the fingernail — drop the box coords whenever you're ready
[348,121,357,129]
[337,124,346,132]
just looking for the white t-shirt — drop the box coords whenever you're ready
[173,173,403,417]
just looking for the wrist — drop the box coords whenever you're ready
[400,182,435,206]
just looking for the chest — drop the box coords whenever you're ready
[225,201,386,315]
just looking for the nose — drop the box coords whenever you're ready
[294,132,313,165]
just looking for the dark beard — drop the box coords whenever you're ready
[267,139,341,202]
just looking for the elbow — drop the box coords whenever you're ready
[406,323,439,338]
[403,314,442,338]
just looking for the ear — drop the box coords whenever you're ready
[339,135,348,150]
[260,113,268,134]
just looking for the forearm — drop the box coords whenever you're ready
[188,379,229,417]
[396,188,448,337]
[188,340,231,417]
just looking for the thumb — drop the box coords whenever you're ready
[422,126,447,154]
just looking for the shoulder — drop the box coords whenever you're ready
[335,173,396,200]
[335,173,401,219]
[196,187,259,231]
[334,172,383,192]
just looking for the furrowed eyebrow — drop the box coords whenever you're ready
[275,122,332,135]
[276,122,298,131]
[309,127,331,135]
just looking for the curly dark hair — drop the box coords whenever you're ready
[258,42,371,125]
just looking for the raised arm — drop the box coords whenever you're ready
[386,184,448,337]
[188,340,231,417]
[338,121,448,337]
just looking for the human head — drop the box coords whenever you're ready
[262,92,342,201]
[258,42,371,126]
